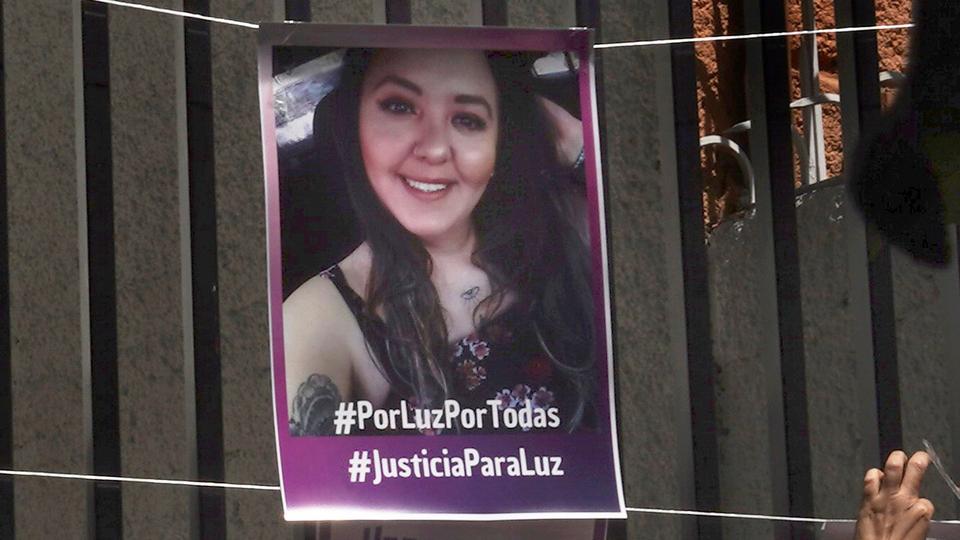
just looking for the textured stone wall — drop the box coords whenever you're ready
[892,245,960,514]
[109,1,192,537]
[208,1,287,536]
[794,186,869,519]
[707,211,778,539]
[600,1,697,537]
[6,2,89,537]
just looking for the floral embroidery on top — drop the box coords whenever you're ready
[456,359,486,391]
[494,384,531,410]
[493,384,555,411]
[493,384,557,431]
[446,322,563,432]
[451,333,489,391]
[531,386,555,409]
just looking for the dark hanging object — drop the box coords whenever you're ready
[848,0,960,265]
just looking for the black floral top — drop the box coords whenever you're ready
[322,266,576,434]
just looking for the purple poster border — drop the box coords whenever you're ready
[257,23,625,522]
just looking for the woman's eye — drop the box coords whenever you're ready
[379,98,415,115]
[452,113,487,132]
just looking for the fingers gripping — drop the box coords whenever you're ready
[855,450,935,540]
[881,450,908,493]
[899,452,930,498]
[863,468,883,499]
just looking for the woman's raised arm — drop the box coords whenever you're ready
[538,95,584,169]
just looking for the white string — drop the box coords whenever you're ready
[594,22,914,49]
[90,0,260,29]
[626,506,851,524]
[2,468,959,524]
[0,469,280,491]
[91,0,914,49]
[625,507,960,526]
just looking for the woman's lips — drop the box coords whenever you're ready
[400,175,453,199]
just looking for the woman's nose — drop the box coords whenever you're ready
[412,119,451,164]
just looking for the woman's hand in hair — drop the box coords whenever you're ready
[855,450,934,540]
[537,95,583,169]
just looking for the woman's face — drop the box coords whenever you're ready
[358,48,499,245]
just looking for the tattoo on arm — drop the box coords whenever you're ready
[289,374,342,436]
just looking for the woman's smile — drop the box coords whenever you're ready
[399,174,453,197]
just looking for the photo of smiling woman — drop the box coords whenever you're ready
[281,46,596,437]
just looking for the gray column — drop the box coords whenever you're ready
[210,1,289,537]
[5,1,90,537]
[311,0,376,23]
[411,0,479,25]
[893,245,960,519]
[706,214,777,539]
[109,1,193,537]
[796,185,873,519]
[601,1,697,538]
[507,0,576,27]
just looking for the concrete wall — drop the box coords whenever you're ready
[6,2,89,537]
[110,1,192,537]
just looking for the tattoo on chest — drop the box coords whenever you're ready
[460,286,480,301]
[289,373,342,436]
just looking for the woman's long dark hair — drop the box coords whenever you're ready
[330,48,595,430]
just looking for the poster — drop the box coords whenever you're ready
[258,23,624,523]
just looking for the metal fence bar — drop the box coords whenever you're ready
[482,0,507,26]
[285,0,310,22]
[797,0,827,184]
[0,1,13,536]
[740,2,801,539]
[663,2,722,538]
[575,0,604,153]
[80,3,124,538]
[385,0,411,24]
[173,4,201,537]
[573,2,627,538]
[649,0,700,536]
[182,1,226,538]
[834,0,902,460]
[744,1,814,538]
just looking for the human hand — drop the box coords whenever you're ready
[854,450,935,540]
[537,95,583,168]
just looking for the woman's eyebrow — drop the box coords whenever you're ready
[372,74,422,95]
[372,75,493,118]
[454,95,493,118]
